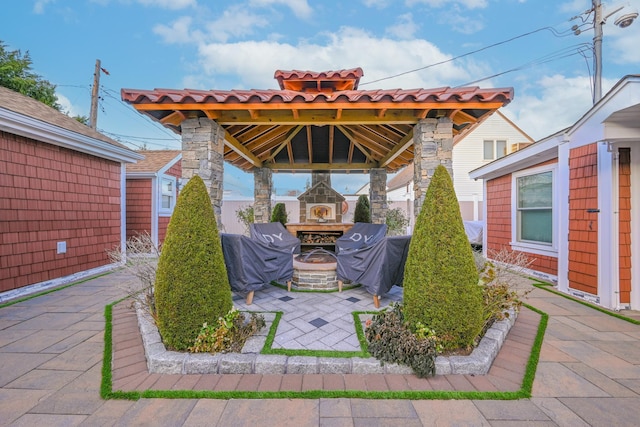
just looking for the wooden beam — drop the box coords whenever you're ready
[379,130,415,168]
[329,125,334,164]
[267,162,375,171]
[159,110,186,126]
[336,125,375,162]
[264,125,304,162]
[223,132,263,168]
[306,125,313,164]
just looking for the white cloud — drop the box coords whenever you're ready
[405,0,487,9]
[205,5,271,42]
[558,0,586,14]
[385,13,419,39]
[362,0,392,8]
[136,0,197,10]
[154,16,203,44]
[56,93,85,118]
[447,12,484,34]
[191,26,473,91]
[249,0,313,19]
[503,74,594,140]
[33,0,54,14]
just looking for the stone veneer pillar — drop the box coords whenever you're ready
[181,117,225,228]
[413,118,454,216]
[253,168,272,223]
[369,168,388,225]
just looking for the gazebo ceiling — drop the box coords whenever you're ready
[121,68,513,173]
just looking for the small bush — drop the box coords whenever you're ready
[270,202,288,225]
[107,232,159,321]
[353,194,371,223]
[403,165,483,352]
[235,205,254,235]
[385,206,408,236]
[154,176,233,351]
[189,308,266,354]
[365,303,440,378]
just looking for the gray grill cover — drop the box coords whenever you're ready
[336,235,411,297]
[250,222,301,254]
[335,223,387,254]
[221,233,293,293]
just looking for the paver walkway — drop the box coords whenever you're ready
[1,270,639,426]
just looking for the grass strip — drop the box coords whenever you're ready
[102,302,548,400]
[532,283,640,325]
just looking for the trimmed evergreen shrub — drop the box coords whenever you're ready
[403,165,483,351]
[353,194,371,223]
[270,202,288,225]
[154,175,233,351]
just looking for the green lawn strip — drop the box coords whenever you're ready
[102,300,549,401]
[101,300,142,400]
[0,272,112,309]
[532,283,640,325]
[518,303,548,398]
[270,281,361,292]
[353,310,380,355]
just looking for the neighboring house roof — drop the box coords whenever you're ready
[122,68,513,173]
[126,150,181,174]
[387,164,414,191]
[470,74,640,181]
[0,86,142,163]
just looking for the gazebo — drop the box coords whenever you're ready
[121,68,513,226]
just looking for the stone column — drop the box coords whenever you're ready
[253,167,272,223]
[413,118,453,216]
[181,117,225,228]
[369,167,388,225]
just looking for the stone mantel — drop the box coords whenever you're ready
[285,223,354,237]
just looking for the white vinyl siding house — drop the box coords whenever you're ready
[453,111,534,220]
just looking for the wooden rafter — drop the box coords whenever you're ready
[329,125,334,164]
[223,132,263,168]
[379,130,414,168]
[306,125,313,164]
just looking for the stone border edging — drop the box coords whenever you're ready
[136,306,517,376]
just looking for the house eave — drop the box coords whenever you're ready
[0,108,144,163]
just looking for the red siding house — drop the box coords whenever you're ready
[0,86,143,301]
[125,150,181,247]
[470,75,640,311]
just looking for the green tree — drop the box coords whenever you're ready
[353,194,371,223]
[403,165,483,351]
[270,202,288,225]
[385,205,408,236]
[0,41,60,110]
[154,175,232,351]
[235,205,254,235]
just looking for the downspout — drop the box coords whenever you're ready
[611,146,621,311]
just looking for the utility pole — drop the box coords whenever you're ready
[592,0,604,104]
[89,59,101,130]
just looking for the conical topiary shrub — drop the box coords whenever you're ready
[353,194,371,223]
[154,175,233,351]
[403,165,483,351]
[270,202,288,225]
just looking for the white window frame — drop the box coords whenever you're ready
[483,139,508,161]
[158,175,177,215]
[510,164,558,257]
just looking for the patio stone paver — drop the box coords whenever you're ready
[1,270,640,425]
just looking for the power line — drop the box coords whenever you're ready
[359,21,587,87]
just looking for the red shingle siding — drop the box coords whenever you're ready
[485,164,558,276]
[618,148,631,304]
[165,161,181,179]
[126,179,152,239]
[568,143,599,296]
[0,131,121,292]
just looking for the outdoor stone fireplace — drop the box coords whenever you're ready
[286,171,352,252]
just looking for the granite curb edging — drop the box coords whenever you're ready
[135,305,517,376]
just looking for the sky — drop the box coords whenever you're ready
[2,0,640,196]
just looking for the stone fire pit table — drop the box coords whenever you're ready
[291,249,342,292]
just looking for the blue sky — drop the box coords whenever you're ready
[3,0,639,196]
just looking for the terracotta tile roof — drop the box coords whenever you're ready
[274,68,364,91]
[126,150,181,173]
[0,86,129,150]
[121,85,513,106]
